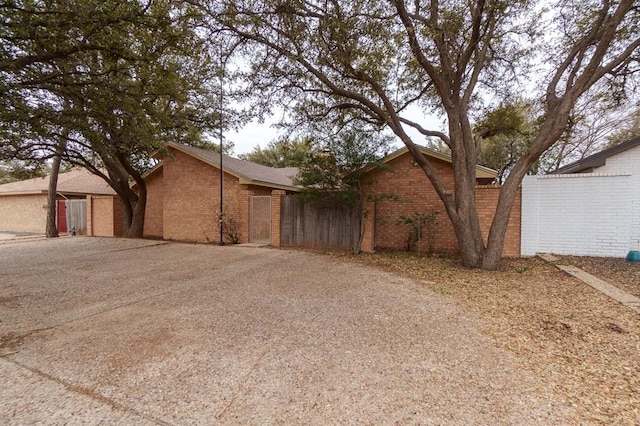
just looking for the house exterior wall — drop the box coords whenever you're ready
[143,169,164,238]
[159,148,274,243]
[0,194,47,233]
[162,149,240,242]
[362,153,521,256]
[365,154,458,252]
[521,174,634,257]
[271,190,286,248]
[87,195,123,237]
[592,144,640,250]
[521,144,640,258]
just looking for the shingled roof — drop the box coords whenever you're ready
[166,142,300,191]
[0,169,116,196]
[551,135,640,174]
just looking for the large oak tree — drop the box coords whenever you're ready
[1,0,217,237]
[193,0,640,269]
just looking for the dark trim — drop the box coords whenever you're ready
[551,136,640,174]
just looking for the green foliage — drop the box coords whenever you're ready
[1,0,218,236]
[240,137,314,167]
[397,212,438,254]
[190,140,236,155]
[0,160,48,184]
[475,100,539,182]
[293,128,393,209]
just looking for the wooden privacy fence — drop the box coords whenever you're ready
[280,195,360,250]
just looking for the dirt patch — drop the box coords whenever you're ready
[337,251,640,425]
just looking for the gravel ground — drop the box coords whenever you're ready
[0,238,568,425]
[342,251,640,425]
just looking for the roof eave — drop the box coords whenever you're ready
[550,135,640,174]
[166,142,251,182]
[364,146,498,179]
[237,177,301,192]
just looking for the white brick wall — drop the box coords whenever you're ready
[521,144,640,257]
[522,174,635,257]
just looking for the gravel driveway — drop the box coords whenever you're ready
[0,238,567,424]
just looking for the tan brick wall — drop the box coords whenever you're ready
[143,170,163,237]
[162,149,245,243]
[88,195,122,237]
[363,152,521,256]
[365,154,458,252]
[475,185,521,257]
[0,194,48,233]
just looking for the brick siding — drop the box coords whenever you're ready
[521,144,640,258]
[157,148,278,244]
[87,195,123,237]
[0,194,47,233]
[162,148,243,243]
[362,152,521,257]
[143,169,164,237]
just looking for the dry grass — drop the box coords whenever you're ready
[334,250,640,425]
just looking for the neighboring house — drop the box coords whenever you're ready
[359,146,522,257]
[142,142,300,244]
[0,169,116,235]
[521,136,640,257]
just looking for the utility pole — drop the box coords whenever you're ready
[218,46,225,246]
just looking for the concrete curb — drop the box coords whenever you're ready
[0,235,50,245]
[538,253,640,314]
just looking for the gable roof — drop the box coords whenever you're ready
[0,168,116,197]
[368,145,498,179]
[551,136,640,174]
[166,142,300,191]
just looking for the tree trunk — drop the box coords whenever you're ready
[123,181,146,238]
[445,111,487,268]
[481,178,520,270]
[99,153,147,238]
[450,189,486,268]
[482,101,576,269]
[401,130,487,268]
[45,140,66,238]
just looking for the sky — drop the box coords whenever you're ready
[226,105,445,156]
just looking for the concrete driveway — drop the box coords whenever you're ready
[0,238,565,424]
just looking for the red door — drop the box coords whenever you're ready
[57,200,67,233]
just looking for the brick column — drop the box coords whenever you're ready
[86,195,93,236]
[238,188,251,244]
[271,190,285,247]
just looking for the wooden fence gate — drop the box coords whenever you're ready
[280,195,360,250]
[250,196,272,243]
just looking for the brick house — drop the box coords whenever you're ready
[142,142,300,244]
[359,146,522,257]
[522,136,640,257]
[0,169,116,235]
[144,143,521,257]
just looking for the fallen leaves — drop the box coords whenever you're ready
[337,251,640,425]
